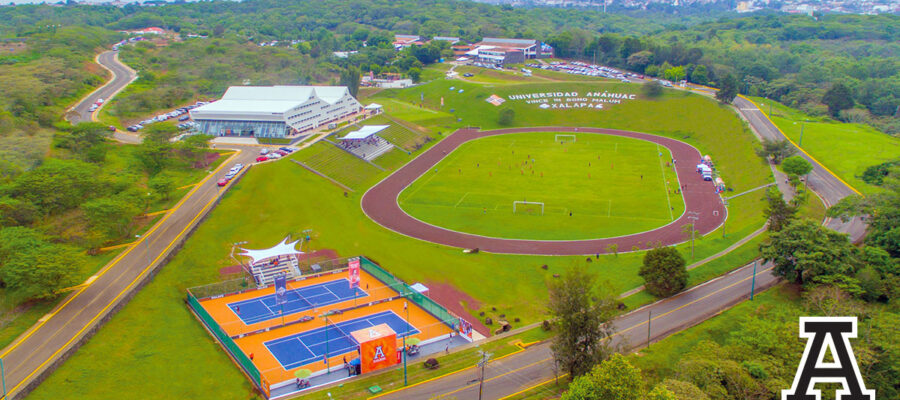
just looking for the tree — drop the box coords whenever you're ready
[10,158,102,215]
[828,168,900,258]
[822,82,854,117]
[548,266,619,378]
[715,74,739,104]
[663,65,686,83]
[781,155,812,179]
[407,67,421,83]
[759,219,859,286]
[763,187,797,232]
[647,386,678,400]
[755,138,796,164]
[639,246,688,297]
[0,197,38,227]
[498,108,515,126]
[82,197,141,239]
[148,173,176,201]
[643,80,663,98]
[561,354,644,400]
[340,66,361,97]
[0,247,83,300]
[690,65,709,85]
[626,50,653,72]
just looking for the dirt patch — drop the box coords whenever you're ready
[425,281,491,337]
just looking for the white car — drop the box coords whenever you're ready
[266,152,281,159]
[260,148,270,155]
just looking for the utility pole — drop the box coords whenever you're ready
[686,212,700,259]
[403,301,409,386]
[477,350,493,400]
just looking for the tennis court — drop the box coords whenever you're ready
[228,279,366,324]
[264,310,419,370]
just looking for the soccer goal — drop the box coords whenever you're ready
[513,201,545,215]
[555,134,576,144]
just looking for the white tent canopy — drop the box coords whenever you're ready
[238,237,303,265]
[364,103,383,110]
[341,125,389,140]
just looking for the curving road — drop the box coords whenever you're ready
[362,127,726,255]
[67,50,142,144]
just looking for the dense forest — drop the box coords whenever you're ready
[2,1,896,134]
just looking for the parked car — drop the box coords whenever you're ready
[463,73,474,77]
[108,126,117,132]
[217,178,229,187]
[266,152,281,159]
[178,115,190,121]
[225,171,236,179]
[127,126,139,132]
[278,147,295,153]
[275,150,288,156]
[256,156,269,162]
[89,104,98,112]
[260,148,270,155]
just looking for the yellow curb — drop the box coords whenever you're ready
[143,209,169,217]
[97,242,134,252]
[177,183,197,190]
[738,95,863,196]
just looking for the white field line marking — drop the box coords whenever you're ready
[454,192,471,208]
[657,144,674,221]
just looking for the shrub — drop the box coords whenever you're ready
[424,358,439,369]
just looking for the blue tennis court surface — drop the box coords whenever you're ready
[264,310,419,370]
[228,279,367,324]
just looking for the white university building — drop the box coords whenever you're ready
[189,85,362,138]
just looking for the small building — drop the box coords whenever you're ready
[432,36,460,43]
[189,86,362,138]
[393,34,423,49]
[469,38,554,65]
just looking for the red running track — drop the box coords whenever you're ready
[361,127,726,255]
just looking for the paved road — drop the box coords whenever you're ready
[370,89,867,400]
[66,50,142,144]
[379,259,780,400]
[362,126,726,255]
[0,148,257,399]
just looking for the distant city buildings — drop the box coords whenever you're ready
[473,0,899,14]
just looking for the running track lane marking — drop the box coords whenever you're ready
[371,265,774,400]
[0,151,239,359]
[656,144,674,221]
[2,153,242,396]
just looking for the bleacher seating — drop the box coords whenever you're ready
[294,142,381,189]
[338,135,394,161]
[250,254,301,286]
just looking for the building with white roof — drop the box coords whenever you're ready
[189,85,362,138]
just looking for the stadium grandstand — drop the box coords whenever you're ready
[189,85,362,138]
[293,142,381,189]
[344,115,431,151]
[337,125,395,161]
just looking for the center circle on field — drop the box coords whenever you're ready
[396,131,686,240]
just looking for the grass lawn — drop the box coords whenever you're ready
[30,77,772,399]
[399,132,684,240]
[749,96,900,194]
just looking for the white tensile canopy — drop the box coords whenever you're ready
[341,125,389,140]
[364,103,383,110]
[238,237,303,265]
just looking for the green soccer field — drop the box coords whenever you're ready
[398,132,685,240]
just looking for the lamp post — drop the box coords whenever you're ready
[403,301,409,386]
[322,313,330,373]
[686,212,700,259]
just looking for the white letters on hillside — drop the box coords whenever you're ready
[506,91,637,110]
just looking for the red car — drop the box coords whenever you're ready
[217,178,229,187]
[256,156,269,162]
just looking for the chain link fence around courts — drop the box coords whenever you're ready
[359,257,458,328]
[187,256,359,300]
[186,291,262,387]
